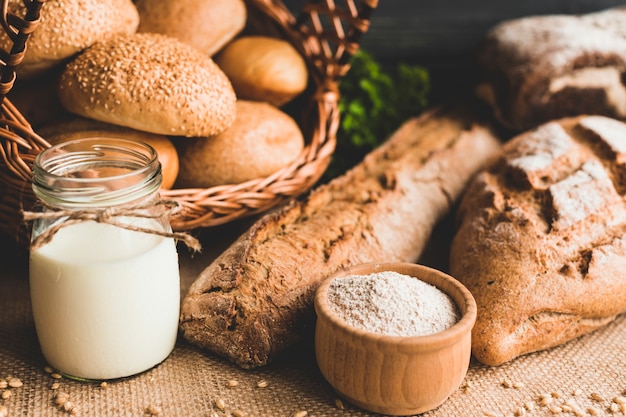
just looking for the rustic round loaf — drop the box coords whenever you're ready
[58,33,237,137]
[174,100,304,188]
[39,117,180,189]
[135,0,246,57]
[0,0,139,79]
[215,36,309,107]
[450,115,626,366]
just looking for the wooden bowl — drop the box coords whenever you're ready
[314,262,477,415]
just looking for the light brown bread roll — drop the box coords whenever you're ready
[0,0,139,79]
[477,7,626,131]
[58,33,237,138]
[174,100,304,188]
[180,105,501,368]
[135,0,246,57]
[38,117,180,189]
[450,115,626,366]
[215,36,309,107]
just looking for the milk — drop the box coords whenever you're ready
[29,219,180,380]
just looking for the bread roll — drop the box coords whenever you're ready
[476,7,626,131]
[58,33,237,138]
[38,117,179,189]
[0,0,139,79]
[180,106,501,368]
[135,0,246,57]
[215,36,308,107]
[175,100,304,188]
[450,115,626,366]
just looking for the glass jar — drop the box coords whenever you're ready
[28,138,180,381]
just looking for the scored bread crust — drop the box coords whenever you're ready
[450,115,626,366]
[180,105,502,368]
[58,33,237,137]
[477,7,626,131]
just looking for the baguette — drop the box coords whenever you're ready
[180,105,502,368]
[450,115,626,366]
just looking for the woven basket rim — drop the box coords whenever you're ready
[0,0,378,240]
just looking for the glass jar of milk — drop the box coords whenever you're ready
[28,138,180,381]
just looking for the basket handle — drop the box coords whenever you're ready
[247,0,378,87]
[0,0,46,103]
[0,0,49,182]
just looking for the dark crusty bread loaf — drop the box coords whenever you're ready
[450,115,626,366]
[476,7,626,131]
[180,106,501,368]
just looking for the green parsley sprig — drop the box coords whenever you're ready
[324,50,430,180]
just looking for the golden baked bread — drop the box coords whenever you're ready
[0,0,139,79]
[215,36,309,107]
[180,105,501,368]
[58,33,237,138]
[135,0,246,56]
[38,117,180,190]
[174,100,304,188]
[450,115,626,366]
[477,7,626,131]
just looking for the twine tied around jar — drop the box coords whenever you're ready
[22,199,202,252]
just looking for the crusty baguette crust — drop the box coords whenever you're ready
[180,106,502,368]
[450,115,626,366]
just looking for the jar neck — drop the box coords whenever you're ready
[32,138,162,209]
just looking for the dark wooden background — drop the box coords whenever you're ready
[282,0,626,100]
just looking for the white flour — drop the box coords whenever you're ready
[327,270,460,337]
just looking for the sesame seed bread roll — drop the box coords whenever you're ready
[58,33,237,138]
[0,0,139,79]
[38,117,180,189]
[174,100,304,188]
[135,0,246,57]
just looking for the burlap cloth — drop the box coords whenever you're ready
[1,221,625,417]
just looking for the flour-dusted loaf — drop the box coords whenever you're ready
[450,115,626,366]
[180,106,501,368]
[476,7,626,131]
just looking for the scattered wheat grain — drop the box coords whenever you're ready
[1,390,12,400]
[587,406,600,415]
[335,398,345,410]
[256,380,268,388]
[145,405,161,416]
[291,411,307,417]
[7,378,22,388]
[215,398,225,410]
[590,393,605,402]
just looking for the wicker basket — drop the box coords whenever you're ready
[0,0,378,245]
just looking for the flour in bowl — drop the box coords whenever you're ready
[327,270,460,337]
